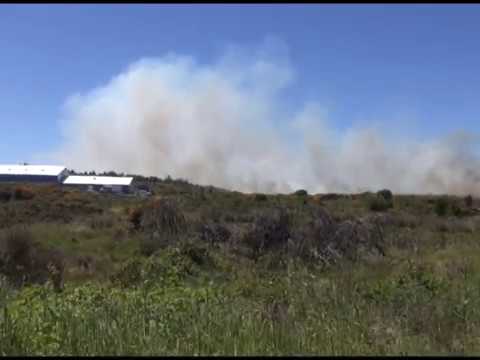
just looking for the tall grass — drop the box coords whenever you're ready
[0,255,478,356]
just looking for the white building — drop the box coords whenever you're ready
[62,175,134,193]
[0,164,68,183]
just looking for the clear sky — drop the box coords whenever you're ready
[1,4,480,164]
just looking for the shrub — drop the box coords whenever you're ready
[140,198,186,235]
[179,240,211,266]
[199,223,231,245]
[369,196,392,212]
[111,250,192,288]
[88,213,115,229]
[294,189,308,196]
[254,193,268,202]
[243,208,291,259]
[434,198,449,217]
[128,207,143,231]
[138,199,187,255]
[112,225,128,242]
[139,236,162,257]
[0,227,65,289]
[320,193,341,201]
[0,190,12,202]
[451,204,463,217]
[110,257,144,288]
[14,186,34,201]
[465,195,473,208]
[377,189,393,202]
[0,226,34,268]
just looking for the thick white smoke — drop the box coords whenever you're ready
[53,41,480,195]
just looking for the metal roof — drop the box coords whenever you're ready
[63,176,133,186]
[0,165,67,177]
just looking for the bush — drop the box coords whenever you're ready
[179,240,211,266]
[369,196,392,212]
[254,194,268,202]
[139,236,162,257]
[14,186,34,201]
[137,199,187,255]
[88,213,115,230]
[434,198,449,217]
[377,189,393,202]
[320,193,342,201]
[0,226,34,268]
[109,258,144,288]
[465,195,473,208]
[243,209,291,259]
[140,198,186,235]
[111,250,193,288]
[294,189,308,196]
[0,227,65,289]
[451,204,463,217]
[128,207,143,231]
[0,190,12,202]
[199,223,231,245]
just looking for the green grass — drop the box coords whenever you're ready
[0,253,478,356]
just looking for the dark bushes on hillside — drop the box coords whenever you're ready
[254,194,268,202]
[241,204,386,266]
[292,207,385,265]
[369,196,393,212]
[140,198,186,235]
[320,193,342,201]
[14,186,34,201]
[325,217,385,263]
[465,195,473,208]
[243,208,291,260]
[0,190,11,202]
[128,207,143,231]
[199,222,231,246]
[377,189,393,202]
[451,204,464,217]
[294,189,308,196]
[137,199,187,255]
[434,198,449,217]
[0,226,65,290]
[179,240,211,266]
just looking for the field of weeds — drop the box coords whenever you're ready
[0,181,479,355]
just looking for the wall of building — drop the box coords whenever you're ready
[0,174,60,183]
[62,183,132,194]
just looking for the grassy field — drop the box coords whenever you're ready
[0,181,479,355]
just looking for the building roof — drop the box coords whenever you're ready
[0,164,67,177]
[63,175,133,186]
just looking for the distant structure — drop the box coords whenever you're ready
[0,164,136,195]
[0,164,69,183]
[62,175,134,194]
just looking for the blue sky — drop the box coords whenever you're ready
[1,4,480,164]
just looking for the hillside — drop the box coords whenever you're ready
[0,179,479,355]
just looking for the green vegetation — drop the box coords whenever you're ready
[294,189,308,196]
[0,181,479,355]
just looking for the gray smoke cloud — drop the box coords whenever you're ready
[53,40,480,195]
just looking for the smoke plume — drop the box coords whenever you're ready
[53,40,480,195]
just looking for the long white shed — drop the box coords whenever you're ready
[62,175,133,193]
